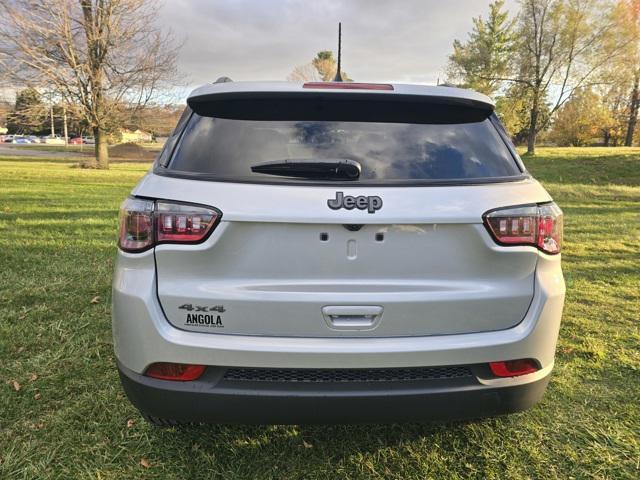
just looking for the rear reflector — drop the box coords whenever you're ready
[489,359,539,377]
[483,202,563,254]
[303,82,394,90]
[145,362,206,381]
[118,198,221,252]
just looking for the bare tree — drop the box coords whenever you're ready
[287,64,323,82]
[512,0,625,154]
[287,51,351,83]
[0,0,180,168]
[124,104,184,137]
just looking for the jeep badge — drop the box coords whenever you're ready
[327,192,383,214]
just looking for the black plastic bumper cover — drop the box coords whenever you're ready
[118,362,550,424]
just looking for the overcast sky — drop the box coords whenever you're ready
[158,0,518,100]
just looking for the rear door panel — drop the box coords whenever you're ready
[142,175,551,337]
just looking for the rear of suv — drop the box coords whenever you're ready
[113,81,565,424]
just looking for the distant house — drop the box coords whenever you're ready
[120,128,152,143]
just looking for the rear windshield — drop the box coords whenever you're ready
[166,114,521,184]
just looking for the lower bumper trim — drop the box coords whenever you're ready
[118,362,550,424]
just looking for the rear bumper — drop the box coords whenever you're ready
[112,249,565,372]
[118,361,551,424]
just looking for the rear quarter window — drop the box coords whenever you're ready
[165,114,522,184]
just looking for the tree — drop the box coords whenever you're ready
[124,104,184,137]
[0,0,180,168]
[549,89,611,145]
[0,98,11,130]
[596,81,631,146]
[287,64,323,82]
[512,0,622,154]
[495,83,551,144]
[6,88,46,134]
[447,0,516,96]
[449,0,624,153]
[625,75,640,145]
[287,51,351,82]
[613,0,640,145]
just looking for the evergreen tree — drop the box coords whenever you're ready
[6,88,46,135]
[447,1,515,96]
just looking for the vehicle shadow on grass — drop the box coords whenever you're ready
[141,417,503,471]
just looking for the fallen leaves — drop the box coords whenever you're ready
[302,440,313,449]
[9,374,40,394]
[90,296,101,304]
[126,419,135,428]
[140,458,150,468]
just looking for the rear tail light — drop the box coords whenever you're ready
[489,359,539,377]
[145,362,206,381]
[483,202,563,254]
[118,198,154,251]
[118,198,221,252]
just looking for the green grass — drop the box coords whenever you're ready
[1,148,638,479]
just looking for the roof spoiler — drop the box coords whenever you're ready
[187,90,494,124]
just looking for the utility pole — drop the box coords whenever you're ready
[50,105,54,137]
[63,106,68,146]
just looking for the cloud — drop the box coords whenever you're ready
[158,0,518,99]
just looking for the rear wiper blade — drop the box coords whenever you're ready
[251,158,361,180]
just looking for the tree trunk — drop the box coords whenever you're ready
[603,131,610,147]
[527,94,540,155]
[526,127,537,155]
[624,73,639,147]
[94,127,109,169]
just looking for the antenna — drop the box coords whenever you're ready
[333,22,343,82]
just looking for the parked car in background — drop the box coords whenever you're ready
[69,137,84,145]
[12,136,31,144]
[82,136,95,144]
[43,135,65,145]
[3,135,15,143]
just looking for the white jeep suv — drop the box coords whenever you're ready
[113,81,565,425]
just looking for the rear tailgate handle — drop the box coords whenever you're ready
[322,306,383,331]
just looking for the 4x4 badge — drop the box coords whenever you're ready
[328,192,382,214]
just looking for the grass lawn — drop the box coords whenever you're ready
[0,148,638,479]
